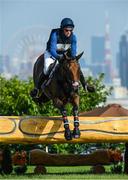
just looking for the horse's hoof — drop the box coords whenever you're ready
[64,129,72,140]
[72,128,81,138]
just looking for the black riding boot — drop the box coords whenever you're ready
[38,72,48,89]
[80,69,87,90]
[30,72,47,98]
[80,69,95,93]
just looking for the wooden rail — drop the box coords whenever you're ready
[1,116,128,144]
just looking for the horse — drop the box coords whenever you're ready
[31,51,84,140]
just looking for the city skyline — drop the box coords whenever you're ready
[0,0,128,106]
[1,0,128,69]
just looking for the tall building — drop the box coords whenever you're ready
[4,55,11,73]
[119,33,128,88]
[104,11,113,83]
[104,12,112,64]
[0,55,11,74]
[90,12,113,84]
[116,52,120,70]
[91,36,105,63]
[0,55,4,73]
[91,36,105,78]
[91,36,111,83]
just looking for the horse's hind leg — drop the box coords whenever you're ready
[53,98,72,140]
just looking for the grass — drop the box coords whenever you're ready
[0,166,128,179]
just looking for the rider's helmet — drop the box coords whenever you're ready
[60,18,75,29]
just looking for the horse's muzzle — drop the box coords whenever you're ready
[72,81,79,92]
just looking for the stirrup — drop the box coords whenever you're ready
[30,88,40,98]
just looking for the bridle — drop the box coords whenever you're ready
[58,59,80,94]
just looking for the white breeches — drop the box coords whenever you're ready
[44,51,56,75]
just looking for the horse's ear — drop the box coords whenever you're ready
[76,51,84,61]
[63,48,71,59]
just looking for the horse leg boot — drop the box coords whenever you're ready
[60,108,72,141]
[72,107,81,138]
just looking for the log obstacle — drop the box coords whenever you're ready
[1,116,128,144]
[11,148,122,174]
[28,149,121,166]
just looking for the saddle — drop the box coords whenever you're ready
[32,60,58,102]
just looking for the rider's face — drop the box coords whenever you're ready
[63,28,73,37]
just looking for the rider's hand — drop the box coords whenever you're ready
[57,55,64,63]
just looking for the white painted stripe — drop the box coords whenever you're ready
[57,44,71,51]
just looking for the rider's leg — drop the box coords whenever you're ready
[31,52,55,98]
[80,68,87,90]
[30,71,45,98]
[80,68,95,92]
[44,55,55,76]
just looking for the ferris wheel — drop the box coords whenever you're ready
[4,26,50,79]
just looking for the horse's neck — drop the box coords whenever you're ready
[55,65,64,82]
[54,65,71,95]
[45,64,72,100]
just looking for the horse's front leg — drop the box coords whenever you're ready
[71,95,81,138]
[53,98,72,141]
[60,107,72,141]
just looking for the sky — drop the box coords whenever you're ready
[0,0,128,67]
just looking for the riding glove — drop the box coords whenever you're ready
[57,54,64,63]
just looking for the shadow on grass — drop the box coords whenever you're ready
[3,171,123,176]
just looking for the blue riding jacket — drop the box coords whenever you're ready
[46,28,77,60]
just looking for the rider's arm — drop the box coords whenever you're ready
[49,32,61,59]
[71,34,77,58]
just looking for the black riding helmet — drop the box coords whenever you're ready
[60,18,75,29]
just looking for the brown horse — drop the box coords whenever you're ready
[31,51,84,140]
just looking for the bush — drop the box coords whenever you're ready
[0,73,113,116]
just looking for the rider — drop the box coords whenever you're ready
[32,18,94,98]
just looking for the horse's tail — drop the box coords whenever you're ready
[33,54,44,87]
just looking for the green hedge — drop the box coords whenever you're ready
[0,73,113,116]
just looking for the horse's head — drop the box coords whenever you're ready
[60,51,84,93]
